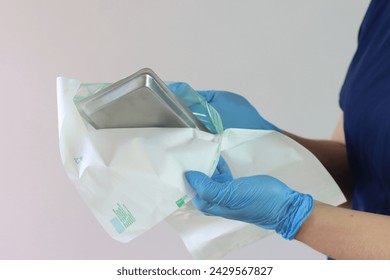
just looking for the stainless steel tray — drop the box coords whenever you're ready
[76,68,208,132]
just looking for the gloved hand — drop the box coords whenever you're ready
[210,157,233,183]
[185,170,314,240]
[168,82,279,131]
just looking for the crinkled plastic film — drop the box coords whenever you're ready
[57,77,346,259]
[165,82,224,134]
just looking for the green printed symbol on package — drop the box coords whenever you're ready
[74,156,83,164]
[110,203,136,234]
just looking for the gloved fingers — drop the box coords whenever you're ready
[167,82,215,104]
[211,156,233,183]
[185,170,216,195]
[191,195,214,216]
[216,156,232,175]
[167,82,190,95]
[196,90,216,103]
[192,195,240,221]
[186,171,232,205]
[197,90,243,104]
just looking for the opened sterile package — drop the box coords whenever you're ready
[57,74,346,259]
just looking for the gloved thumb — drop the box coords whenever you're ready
[185,171,226,203]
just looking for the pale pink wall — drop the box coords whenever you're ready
[0,0,368,259]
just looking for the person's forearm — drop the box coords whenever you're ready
[295,201,390,259]
[283,131,352,203]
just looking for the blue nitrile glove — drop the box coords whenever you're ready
[211,157,233,183]
[168,82,279,131]
[185,171,314,240]
[167,82,223,134]
[197,89,279,131]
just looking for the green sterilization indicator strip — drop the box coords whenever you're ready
[110,203,136,234]
[176,195,188,208]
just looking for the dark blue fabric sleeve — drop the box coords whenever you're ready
[338,0,390,214]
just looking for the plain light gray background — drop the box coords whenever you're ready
[0,0,370,259]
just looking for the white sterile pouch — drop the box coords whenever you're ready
[167,129,346,259]
[57,77,220,242]
[57,76,346,258]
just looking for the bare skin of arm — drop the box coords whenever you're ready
[283,114,353,207]
[295,201,390,259]
[282,114,390,259]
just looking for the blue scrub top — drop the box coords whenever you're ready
[339,0,390,214]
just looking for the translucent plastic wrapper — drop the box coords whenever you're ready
[165,81,223,134]
[57,77,346,259]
